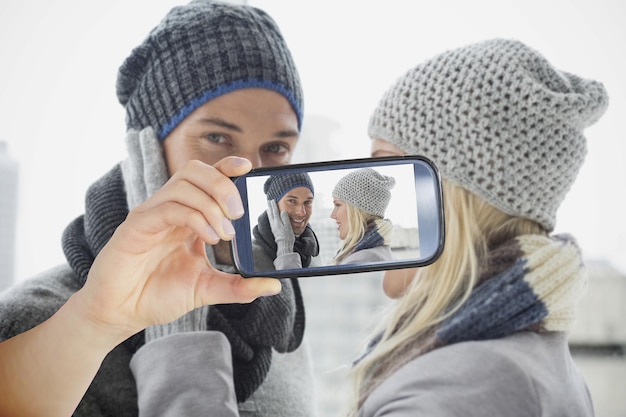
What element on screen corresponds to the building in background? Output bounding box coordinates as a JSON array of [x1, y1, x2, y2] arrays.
[[0, 141, 18, 291]]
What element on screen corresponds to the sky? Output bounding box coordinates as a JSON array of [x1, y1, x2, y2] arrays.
[[0, 0, 625, 282]]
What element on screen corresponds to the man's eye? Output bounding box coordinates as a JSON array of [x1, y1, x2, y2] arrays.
[[264, 142, 290, 155], [203, 133, 227, 144]]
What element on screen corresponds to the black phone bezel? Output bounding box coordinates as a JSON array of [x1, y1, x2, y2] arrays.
[[230, 155, 445, 278]]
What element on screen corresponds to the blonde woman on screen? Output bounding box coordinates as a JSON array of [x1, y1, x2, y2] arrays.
[[331, 168, 396, 265]]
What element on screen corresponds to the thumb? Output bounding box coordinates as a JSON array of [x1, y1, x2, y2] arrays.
[[196, 272, 283, 305], [213, 156, 253, 178], [236, 277, 283, 300]]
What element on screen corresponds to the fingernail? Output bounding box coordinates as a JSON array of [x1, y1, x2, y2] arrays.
[[260, 291, 279, 297], [227, 194, 244, 218], [231, 157, 249, 166], [207, 225, 219, 241], [222, 218, 235, 237], [260, 282, 282, 297]]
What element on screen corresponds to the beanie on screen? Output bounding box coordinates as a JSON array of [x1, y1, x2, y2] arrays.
[[116, 0, 303, 141], [264, 172, 315, 202], [368, 38, 609, 231], [332, 168, 396, 218]]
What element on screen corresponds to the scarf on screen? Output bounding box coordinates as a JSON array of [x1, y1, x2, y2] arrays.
[[61, 129, 305, 402], [335, 218, 392, 264], [253, 210, 320, 268], [353, 219, 392, 253], [356, 233, 587, 405]]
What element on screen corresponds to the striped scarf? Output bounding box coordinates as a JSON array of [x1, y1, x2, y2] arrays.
[[358, 233, 587, 402]]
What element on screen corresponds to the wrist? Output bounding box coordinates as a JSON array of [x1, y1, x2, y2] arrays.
[[62, 291, 137, 352]]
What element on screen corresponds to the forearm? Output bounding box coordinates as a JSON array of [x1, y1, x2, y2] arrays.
[[0, 292, 131, 417]]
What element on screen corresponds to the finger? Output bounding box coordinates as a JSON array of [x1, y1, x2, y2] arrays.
[[195, 270, 282, 305], [138, 178, 237, 241], [280, 210, 291, 229], [231, 276, 283, 302], [268, 199, 279, 221], [212, 156, 253, 178], [119, 200, 226, 253], [145, 160, 247, 220]]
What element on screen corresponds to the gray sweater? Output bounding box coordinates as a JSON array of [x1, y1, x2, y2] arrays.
[[359, 331, 594, 417], [339, 245, 394, 265], [126, 327, 592, 416]]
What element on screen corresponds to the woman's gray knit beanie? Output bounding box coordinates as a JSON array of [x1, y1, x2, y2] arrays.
[[333, 168, 396, 218], [368, 38, 609, 231]]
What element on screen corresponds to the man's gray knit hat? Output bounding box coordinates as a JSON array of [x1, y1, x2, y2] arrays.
[[333, 168, 396, 218], [368, 38, 608, 231], [264, 172, 315, 202], [116, 0, 303, 141]]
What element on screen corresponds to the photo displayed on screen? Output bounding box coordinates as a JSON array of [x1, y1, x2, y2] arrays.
[[245, 164, 420, 271]]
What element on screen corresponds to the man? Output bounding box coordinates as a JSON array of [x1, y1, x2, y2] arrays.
[[252, 172, 323, 271], [0, 1, 316, 416]]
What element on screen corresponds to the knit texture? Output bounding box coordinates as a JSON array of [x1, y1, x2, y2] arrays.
[[368, 38, 609, 231], [120, 127, 168, 210], [353, 219, 393, 253], [263, 172, 315, 202], [437, 234, 586, 343], [333, 168, 396, 217], [116, 0, 303, 140]]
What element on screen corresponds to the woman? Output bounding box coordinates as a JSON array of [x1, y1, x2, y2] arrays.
[[351, 38, 608, 416], [331, 168, 396, 265]]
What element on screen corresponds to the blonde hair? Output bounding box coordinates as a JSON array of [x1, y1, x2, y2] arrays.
[[346, 179, 546, 414], [333, 204, 392, 264]]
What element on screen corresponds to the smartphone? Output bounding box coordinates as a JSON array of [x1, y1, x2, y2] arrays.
[[230, 155, 444, 278]]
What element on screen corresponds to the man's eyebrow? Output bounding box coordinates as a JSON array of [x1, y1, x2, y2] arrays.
[[275, 128, 299, 139], [197, 117, 298, 139], [197, 117, 242, 132], [284, 194, 314, 200]]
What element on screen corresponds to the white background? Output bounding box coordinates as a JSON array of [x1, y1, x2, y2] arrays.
[[0, 0, 624, 281]]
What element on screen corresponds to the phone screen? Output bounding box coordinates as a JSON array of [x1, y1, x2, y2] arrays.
[[231, 156, 444, 278]]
